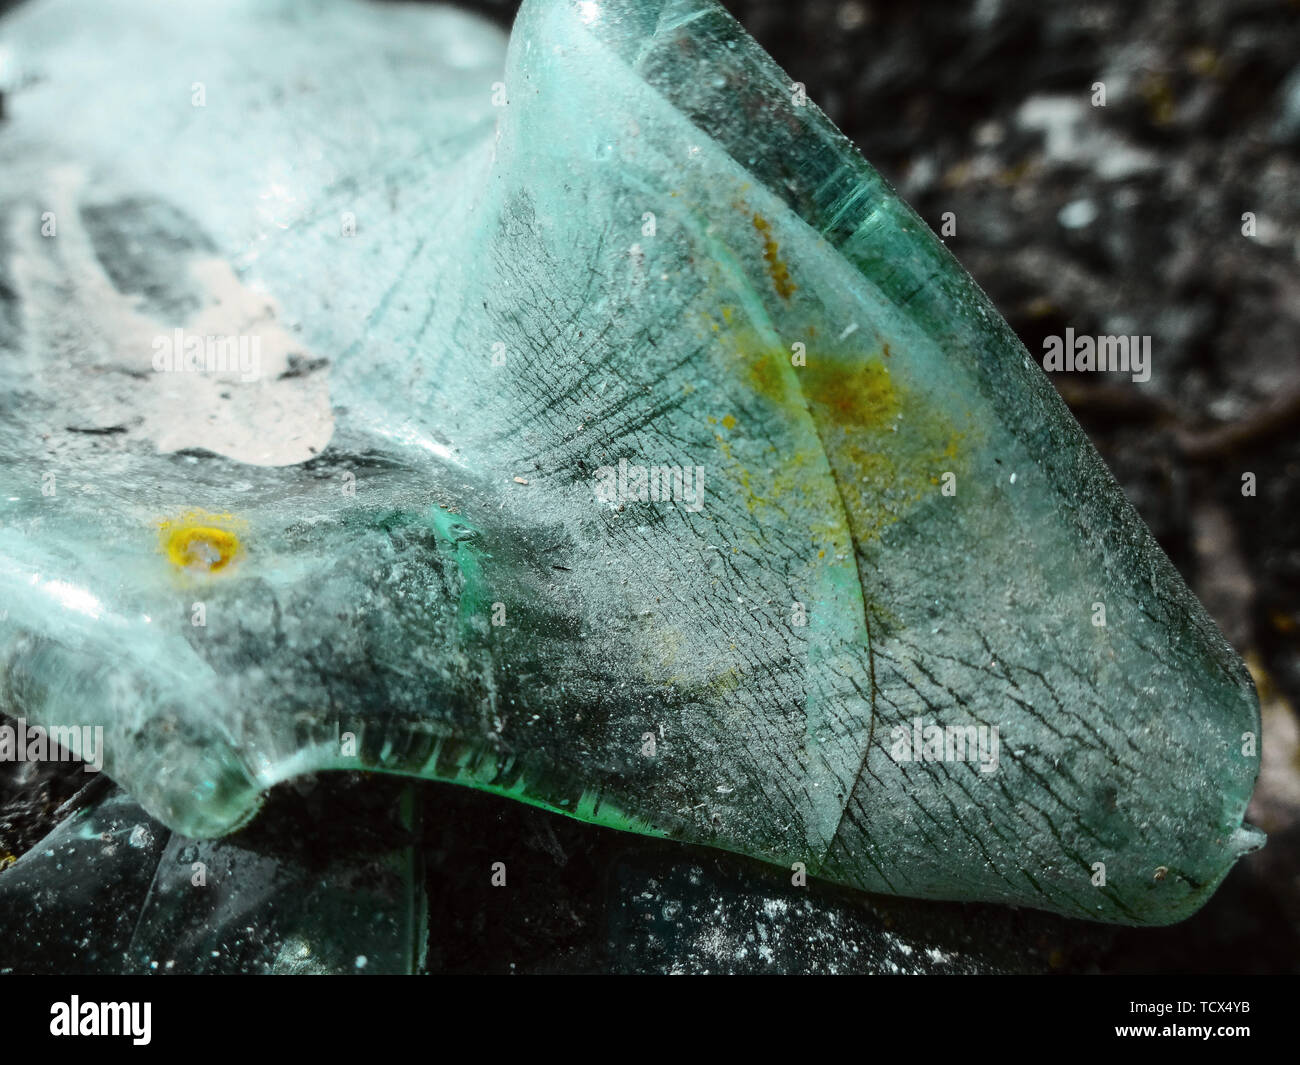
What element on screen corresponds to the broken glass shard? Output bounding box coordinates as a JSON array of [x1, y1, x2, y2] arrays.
[[0, 0, 1262, 926]]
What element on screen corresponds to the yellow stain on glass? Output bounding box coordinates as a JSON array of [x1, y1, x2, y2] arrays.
[[752, 214, 796, 300], [158, 510, 245, 574], [715, 323, 968, 543]]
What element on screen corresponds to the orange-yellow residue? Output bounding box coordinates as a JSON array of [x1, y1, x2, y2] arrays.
[[158, 509, 245, 574], [752, 214, 796, 300]]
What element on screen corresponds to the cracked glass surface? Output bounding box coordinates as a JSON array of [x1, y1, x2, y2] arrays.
[[0, 0, 1262, 930]]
